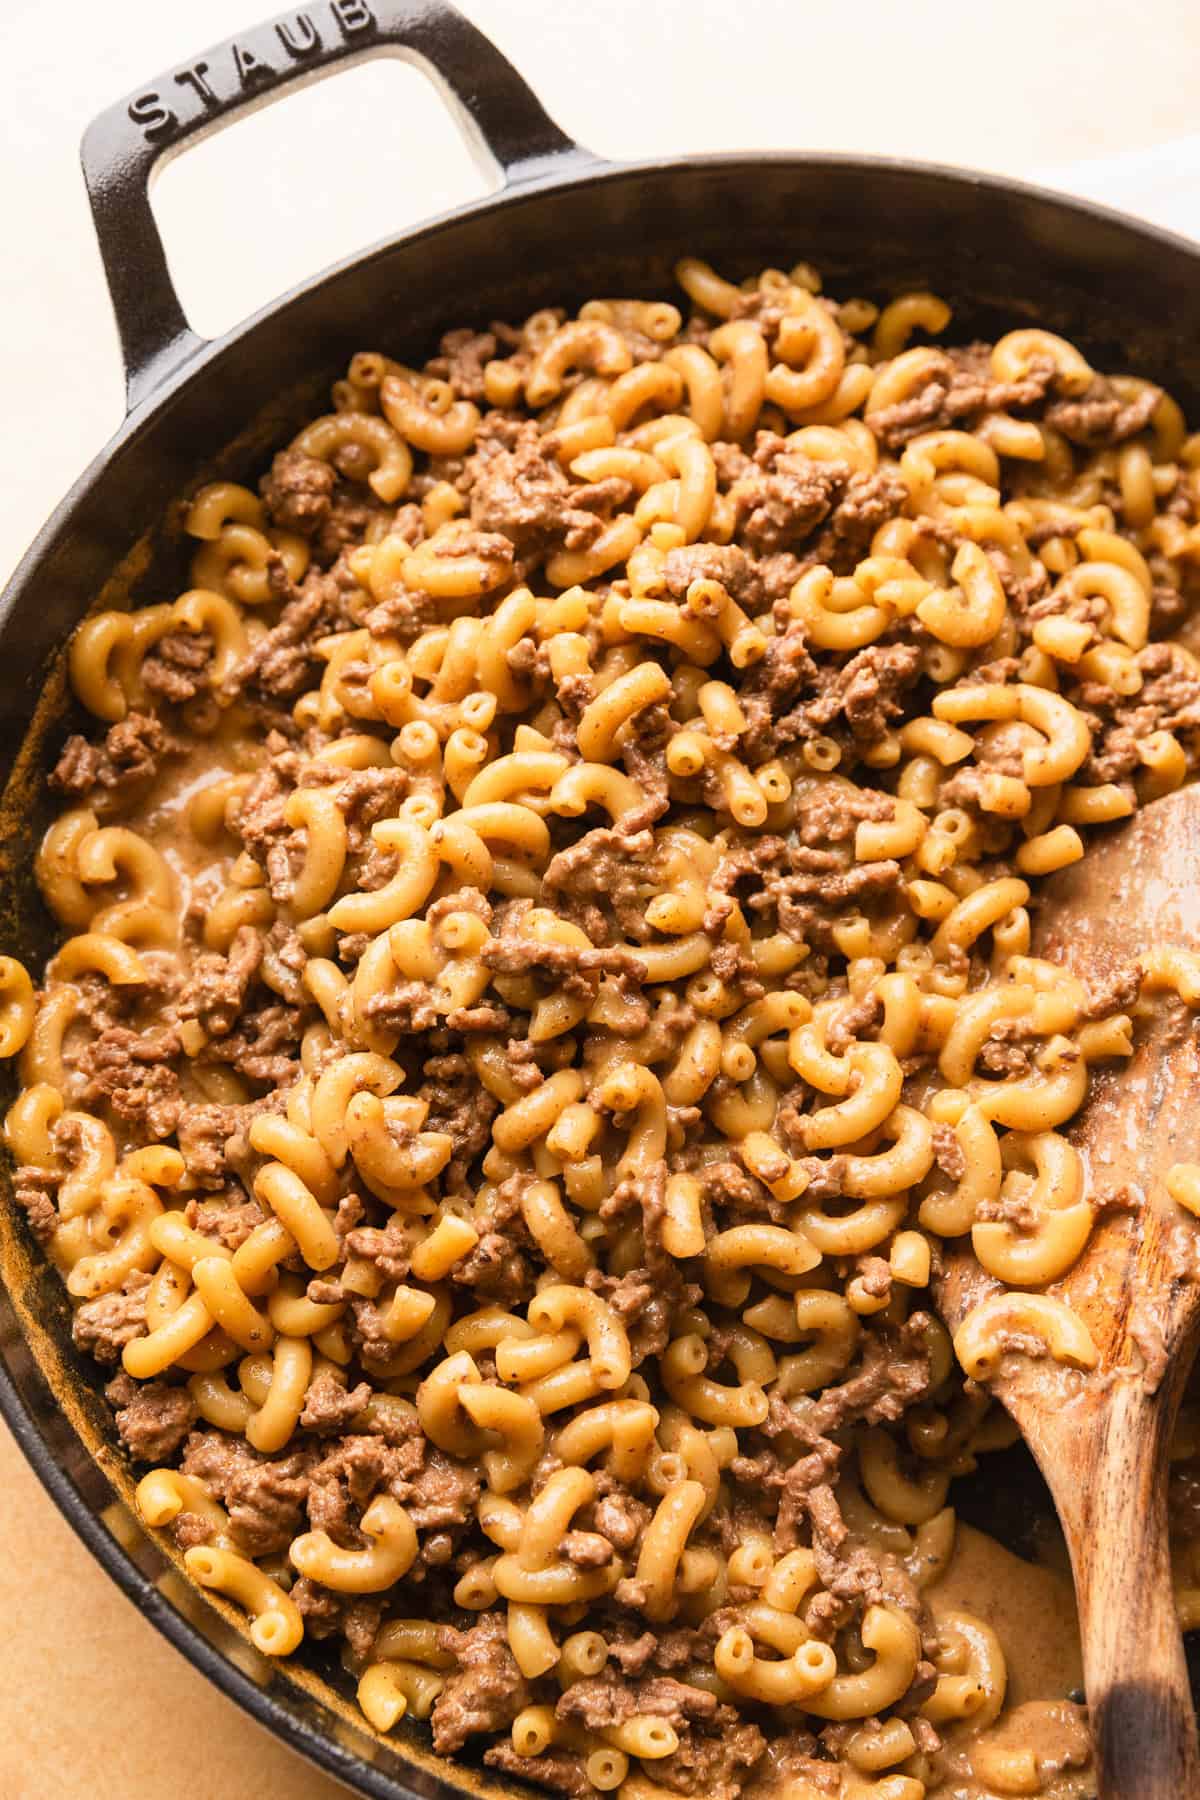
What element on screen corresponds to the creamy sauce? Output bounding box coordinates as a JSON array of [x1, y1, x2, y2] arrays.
[[930, 1525, 1081, 1706], [128, 722, 266, 903], [928, 1526, 1093, 1798]]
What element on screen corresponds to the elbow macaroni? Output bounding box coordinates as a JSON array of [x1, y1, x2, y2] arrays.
[[11, 254, 1184, 1798]]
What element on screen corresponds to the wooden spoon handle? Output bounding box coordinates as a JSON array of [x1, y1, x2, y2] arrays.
[[1056, 1376, 1199, 1798]]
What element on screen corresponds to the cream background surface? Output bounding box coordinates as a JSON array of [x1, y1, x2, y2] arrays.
[[2, 0, 1199, 1792]]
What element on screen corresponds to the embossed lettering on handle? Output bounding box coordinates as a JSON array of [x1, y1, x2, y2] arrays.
[[125, 1, 378, 149], [80, 0, 591, 411]]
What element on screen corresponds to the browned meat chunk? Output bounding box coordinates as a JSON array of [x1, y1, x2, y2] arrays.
[[180, 1431, 311, 1557], [261, 449, 336, 537], [77, 1025, 182, 1138], [432, 1612, 531, 1753], [71, 1271, 151, 1365], [50, 711, 177, 807], [106, 1373, 196, 1462]]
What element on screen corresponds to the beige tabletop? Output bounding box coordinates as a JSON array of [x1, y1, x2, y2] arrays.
[[3, 0, 1200, 1793]]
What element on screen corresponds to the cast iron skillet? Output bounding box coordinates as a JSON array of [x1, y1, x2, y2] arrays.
[[4, 2, 1200, 1794]]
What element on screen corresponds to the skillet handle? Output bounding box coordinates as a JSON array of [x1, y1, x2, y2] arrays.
[[79, 0, 594, 412]]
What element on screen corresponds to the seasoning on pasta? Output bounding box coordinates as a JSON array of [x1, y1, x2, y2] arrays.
[[8, 255, 1200, 1800]]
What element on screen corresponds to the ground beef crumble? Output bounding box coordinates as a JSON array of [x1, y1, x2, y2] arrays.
[[261, 448, 336, 537], [50, 711, 178, 807], [432, 1613, 531, 1754], [106, 1372, 196, 1461], [71, 1271, 151, 1364]]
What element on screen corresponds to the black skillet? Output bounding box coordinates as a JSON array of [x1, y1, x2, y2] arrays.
[[3, 3, 1200, 1794]]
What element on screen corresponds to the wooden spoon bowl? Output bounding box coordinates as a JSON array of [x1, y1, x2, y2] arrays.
[[934, 784, 1200, 1798]]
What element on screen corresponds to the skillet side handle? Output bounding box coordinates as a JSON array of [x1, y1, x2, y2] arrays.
[[79, 0, 595, 413]]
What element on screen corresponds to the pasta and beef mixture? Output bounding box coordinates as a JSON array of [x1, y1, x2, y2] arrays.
[[6, 256, 1200, 1799]]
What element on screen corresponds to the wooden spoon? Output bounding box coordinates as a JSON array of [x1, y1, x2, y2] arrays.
[[933, 784, 1200, 1799]]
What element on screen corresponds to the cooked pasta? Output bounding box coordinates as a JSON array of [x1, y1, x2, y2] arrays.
[[10, 253, 1200, 1800]]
